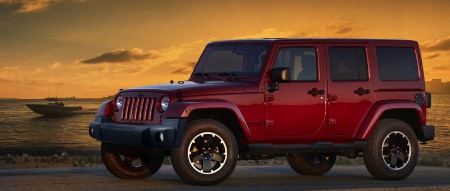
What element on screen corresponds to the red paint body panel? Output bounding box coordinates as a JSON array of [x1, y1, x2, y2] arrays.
[[111, 38, 430, 145], [165, 100, 254, 141], [354, 101, 424, 139], [324, 43, 374, 135], [264, 43, 327, 137]]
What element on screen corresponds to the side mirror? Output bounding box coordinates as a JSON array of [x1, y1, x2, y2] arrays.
[[268, 67, 290, 93], [271, 67, 290, 82]]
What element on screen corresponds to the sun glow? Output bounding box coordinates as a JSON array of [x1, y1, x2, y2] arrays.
[[0, 0, 449, 98]]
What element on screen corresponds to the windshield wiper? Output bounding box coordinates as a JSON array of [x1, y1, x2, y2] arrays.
[[193, 72, 209, 80], [218, 72, 238, 81]]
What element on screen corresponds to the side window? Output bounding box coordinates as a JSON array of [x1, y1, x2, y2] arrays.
[[329, 47, 368, 81], [274, 47, 317, 81], [376, 47, 419, 81]]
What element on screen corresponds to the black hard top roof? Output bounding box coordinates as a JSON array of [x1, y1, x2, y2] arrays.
[[208, 38, 417, 45]]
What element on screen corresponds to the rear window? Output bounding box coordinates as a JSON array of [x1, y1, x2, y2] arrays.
[[376, 47, 419, 81], [329, 47, 368, 81]]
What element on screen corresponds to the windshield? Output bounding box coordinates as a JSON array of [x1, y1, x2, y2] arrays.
[[192, 44, 271, 79]]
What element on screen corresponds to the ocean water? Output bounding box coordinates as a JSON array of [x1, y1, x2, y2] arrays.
[[0, 96, 448, 156], [0, 99, 103, 156], [421, 95, 450, 157]]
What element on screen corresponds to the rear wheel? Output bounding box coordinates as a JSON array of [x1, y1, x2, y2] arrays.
[[170, 119, 238, 185], [287, 153, 337, 175], [101, 143, 164, 179], [363, 119, 418, 180]]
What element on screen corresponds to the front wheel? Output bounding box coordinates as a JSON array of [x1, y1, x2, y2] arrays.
[[287, 153, 337, 175], [363, 119, 419, 180], [170, 119, 238, 185], [101, 143, 164, 179]]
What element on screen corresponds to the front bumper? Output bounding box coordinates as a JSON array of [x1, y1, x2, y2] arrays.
[[89, 116, 186, 148]]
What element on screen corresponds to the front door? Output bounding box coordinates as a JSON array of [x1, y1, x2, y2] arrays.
[[325, 44, 374, 135], [265, 44, 327, 137]]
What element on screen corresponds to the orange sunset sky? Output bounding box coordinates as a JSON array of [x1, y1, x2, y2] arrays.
[[0, 0, 449, 99]]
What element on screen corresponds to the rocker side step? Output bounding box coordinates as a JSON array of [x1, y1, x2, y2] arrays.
[[245, 141, 366, 155]]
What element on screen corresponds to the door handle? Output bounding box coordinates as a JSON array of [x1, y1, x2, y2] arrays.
[[354, 87, 370, 96], [308, 88, 325, 96]]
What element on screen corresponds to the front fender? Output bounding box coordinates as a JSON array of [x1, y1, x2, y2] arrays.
[[96, 100, 113, 116], [354, 101, 424, 140], [165, 101, 252, 141]]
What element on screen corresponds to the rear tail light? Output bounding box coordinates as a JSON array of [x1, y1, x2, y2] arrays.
[[417, 92, 428, 125], [425, 92, 432, 108]]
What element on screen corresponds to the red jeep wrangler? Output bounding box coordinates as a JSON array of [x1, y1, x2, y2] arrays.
[[89, 38, 435, 185]]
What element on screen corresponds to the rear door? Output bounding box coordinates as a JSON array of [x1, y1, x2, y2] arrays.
[[325, 44, 374, 135], [265, 43, 327, 137]]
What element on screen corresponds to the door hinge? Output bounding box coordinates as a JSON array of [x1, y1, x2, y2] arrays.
[[265, 94, 274, 102], [265, 120, 274, 127], [328, 119, 337, 127], [328, 94, 337, 101]]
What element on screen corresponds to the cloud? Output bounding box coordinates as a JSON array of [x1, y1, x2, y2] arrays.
[[77, 40, 205, 83], [81, 48, 160, 64], [49, 62, 61, 69], [0, 0, 85, 14], [170, 62, 196, 75], [0, 0, 62, 13], [432, 66, 449, 71], [422, 36, 450, 51], [235, 28, 298, 39], [31, 68, 44, 74], [0, 66, 44, 85], [321, 20, 354, 36], [0, 64, 117, 98], [234, 20, 356, 39], [424, 53, 441, 60]]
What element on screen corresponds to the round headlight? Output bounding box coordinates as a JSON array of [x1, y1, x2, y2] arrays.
[[159, 96, 170, 112], [116, 96, 124, 110]]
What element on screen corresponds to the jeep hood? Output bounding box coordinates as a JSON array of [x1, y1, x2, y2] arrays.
[[122, 81, 258, 97]]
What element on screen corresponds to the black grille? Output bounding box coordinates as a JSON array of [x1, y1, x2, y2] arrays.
[[120, 97, 155, 122]]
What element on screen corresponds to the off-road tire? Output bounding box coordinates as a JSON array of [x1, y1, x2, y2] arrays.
[[101, 143, 164, 179], [170, 119, 238, 185], [363, 119, 419, 180], [287, 153, 337, 175]]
